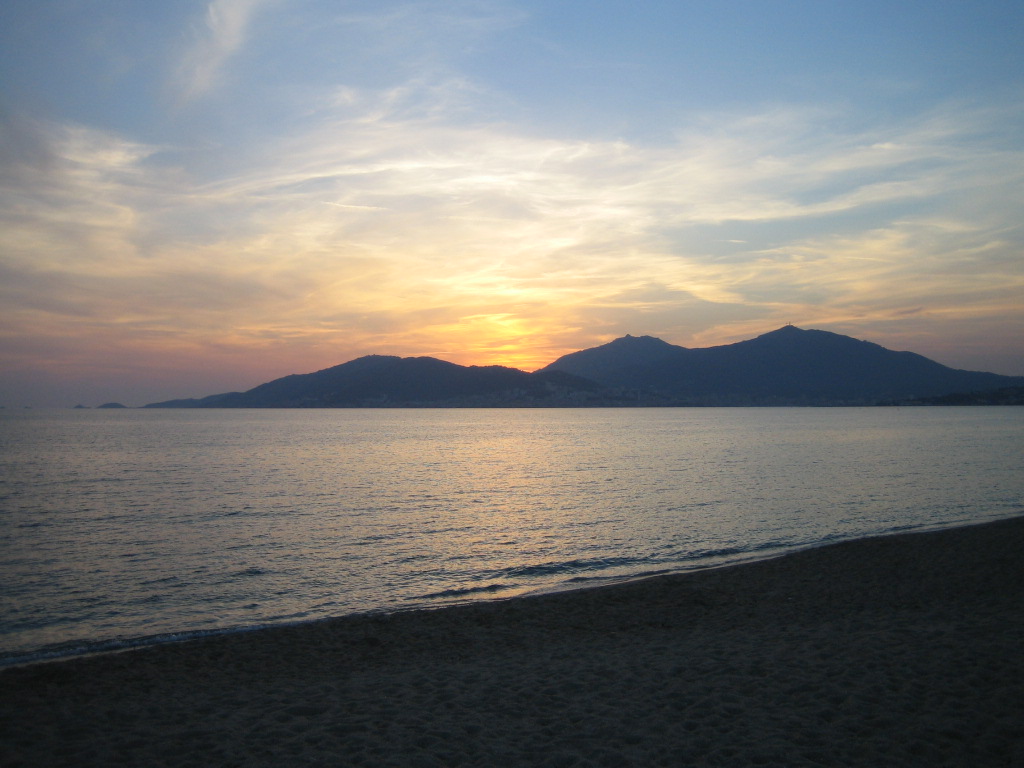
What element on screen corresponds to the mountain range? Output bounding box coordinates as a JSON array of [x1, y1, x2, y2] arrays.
[[144, 326, 1024, 408]]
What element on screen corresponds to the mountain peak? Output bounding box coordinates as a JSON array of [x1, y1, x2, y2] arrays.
[[758, 324, 804, 337], [144, 326, 1024, 408], [543, 325, 1024, 404], [539, 334, 688, 383], [608, 334, 679, 348]]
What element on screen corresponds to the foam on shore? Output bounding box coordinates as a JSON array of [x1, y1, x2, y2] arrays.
[[3, 515, 1023, 767]]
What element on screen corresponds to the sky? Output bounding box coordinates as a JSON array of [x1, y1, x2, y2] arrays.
[[1, 0, 1023, 407]]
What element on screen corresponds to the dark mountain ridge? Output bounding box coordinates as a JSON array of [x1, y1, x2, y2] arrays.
[[540, 325, 1023, 404], [146, 355, 598, 408], [145, 326, 1024, 407]]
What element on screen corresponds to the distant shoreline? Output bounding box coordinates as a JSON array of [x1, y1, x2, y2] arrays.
[[126, 327, 1024, 410], [68, 397, 1024, 409]]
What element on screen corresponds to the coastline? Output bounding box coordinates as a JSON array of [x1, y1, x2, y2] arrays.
[[3, 516, 1023, 767]]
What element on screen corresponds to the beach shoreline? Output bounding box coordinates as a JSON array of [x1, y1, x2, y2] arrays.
[[3, 515, 1023, 767]]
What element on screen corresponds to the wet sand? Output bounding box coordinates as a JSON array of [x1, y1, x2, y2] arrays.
[[3, 516, 1023, 767]]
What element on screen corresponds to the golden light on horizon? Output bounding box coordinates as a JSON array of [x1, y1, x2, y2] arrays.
[[2, 2, 1023, 407]]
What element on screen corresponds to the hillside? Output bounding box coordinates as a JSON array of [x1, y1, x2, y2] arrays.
[[145, 326, 1024, 407], [145, 355, 599, 408], [540, 325, 1024, 405]]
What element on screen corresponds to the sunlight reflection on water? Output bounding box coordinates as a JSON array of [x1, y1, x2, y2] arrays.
[[1, 406, 1022, 662]]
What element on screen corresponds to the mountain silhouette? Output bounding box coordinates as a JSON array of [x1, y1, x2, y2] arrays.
[[540, 325, 1024, 405], [144, 326, 1024, 407], [145, 355, 598, 408], [539, 334, 688, 383]]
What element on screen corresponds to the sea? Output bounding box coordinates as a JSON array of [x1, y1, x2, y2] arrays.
[[1, 406, 1022, 667]]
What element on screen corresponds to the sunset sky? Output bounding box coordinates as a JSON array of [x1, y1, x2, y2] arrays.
[[2, 1, 1023, 406]]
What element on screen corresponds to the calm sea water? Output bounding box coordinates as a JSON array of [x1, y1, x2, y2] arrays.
[[1, 407, 1022, 665]]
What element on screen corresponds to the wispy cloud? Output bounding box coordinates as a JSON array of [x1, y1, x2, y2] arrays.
[[3, 68, 1023, 399], [5, 2, 1023, 405], [172, 0, 274, 103]]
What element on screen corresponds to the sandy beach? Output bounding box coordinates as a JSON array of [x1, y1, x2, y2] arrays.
[[3, 516, 1023, 767]]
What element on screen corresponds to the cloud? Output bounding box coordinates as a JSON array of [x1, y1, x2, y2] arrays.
[[2, 78, 1022, 395], [172, 0, 274, 103]]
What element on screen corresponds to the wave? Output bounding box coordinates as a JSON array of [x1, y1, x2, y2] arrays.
[[494, 555, 651, 579], [415, 583, 516, 600], [6, 517, 1013, 670], [483, 538, 807, 583]]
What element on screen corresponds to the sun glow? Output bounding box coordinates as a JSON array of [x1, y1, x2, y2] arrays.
[[2, 2, 1023, 406]]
